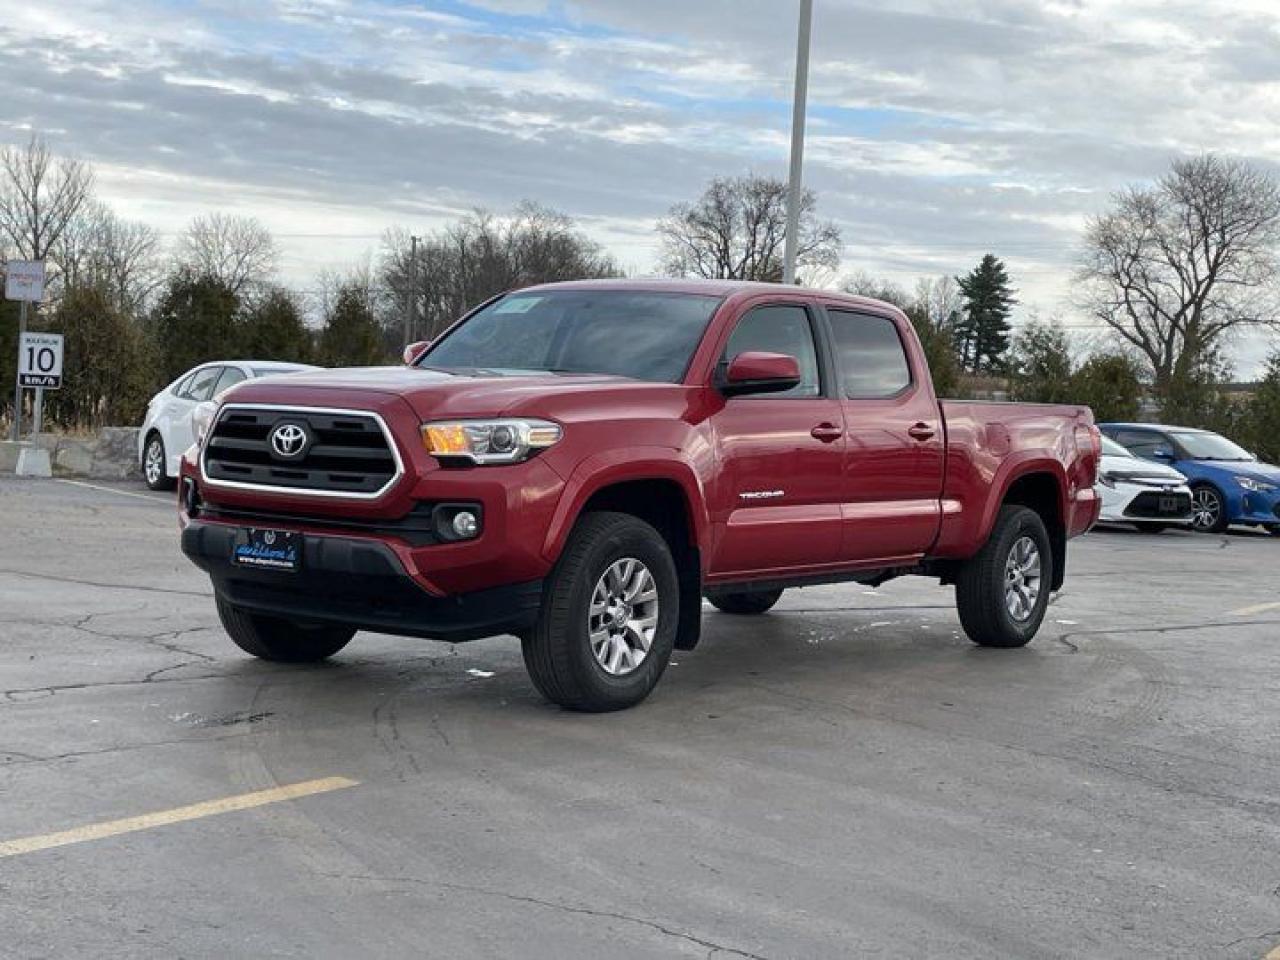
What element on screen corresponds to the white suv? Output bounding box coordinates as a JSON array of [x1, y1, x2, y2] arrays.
[[138, 361, 316, 489]]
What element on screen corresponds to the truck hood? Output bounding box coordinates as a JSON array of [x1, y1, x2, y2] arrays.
[[225, 365, 689, 422]]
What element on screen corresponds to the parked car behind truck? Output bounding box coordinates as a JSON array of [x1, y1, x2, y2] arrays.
[[178, 280, 1101, 711], [139, 360, 317, 490], [1101, 423, 1280, 535]]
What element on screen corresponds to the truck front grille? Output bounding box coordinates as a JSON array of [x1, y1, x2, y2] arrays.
[[202, 405, 401, 498]]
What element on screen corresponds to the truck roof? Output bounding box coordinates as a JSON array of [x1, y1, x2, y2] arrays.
[[521, 277, 904, 313]]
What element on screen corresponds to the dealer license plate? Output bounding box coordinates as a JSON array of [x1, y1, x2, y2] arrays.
[[232, 528, 301, 572]]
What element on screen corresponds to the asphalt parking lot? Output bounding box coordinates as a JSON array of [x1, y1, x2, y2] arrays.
[[2, 476, 1278, 959]]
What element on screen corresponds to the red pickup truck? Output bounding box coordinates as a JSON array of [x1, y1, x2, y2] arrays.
[[179, 279, 1100, 711]]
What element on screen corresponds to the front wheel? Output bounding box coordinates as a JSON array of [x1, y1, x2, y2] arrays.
[[216, 594, 355, 662], [143, 433, 174, 491], [1190, 484, 1229, 533], [706, 589, 784, 615], [521, 511, 678, 712], [956, 505, 1053, 648]]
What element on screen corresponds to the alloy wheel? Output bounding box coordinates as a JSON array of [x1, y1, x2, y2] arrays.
[[588, 557, 660, 676], [1191, 487, 1221, 532], [145, 439, 164, 486], [1004, 535, 1042, 623]]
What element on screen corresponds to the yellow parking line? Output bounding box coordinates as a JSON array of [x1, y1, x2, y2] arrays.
[[1263, 945, 1280, 960], [0, 777, 358, 859], [1228, 601, 1280, 617]]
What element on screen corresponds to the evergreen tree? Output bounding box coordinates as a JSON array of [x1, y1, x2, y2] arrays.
[[149, 270, 240, 380], [239, 286, 312, 363], [1008, 319, 1074, 403], [317, 282, 385, 367], [1071, 353, 1143, 423], [955, 254, 1016, 373], [45, 283, 154, 428], [1240, 352, 1280, 466]]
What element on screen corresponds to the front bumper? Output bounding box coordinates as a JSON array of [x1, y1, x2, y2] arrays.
[[182, 520, 543, 642], [1225, 486, 1280, 527], [1098, 482, 1193, 524]]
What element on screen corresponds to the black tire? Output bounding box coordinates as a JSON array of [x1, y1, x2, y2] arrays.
[[216, 593, 355, 662], [1189, 483, 1229, 534], [143, 432, 174, 491], [521, 511, 678, 712], [956, 505, 1053, 648], [706, 589, 784, 615], [1269, 526, 1280, 538]]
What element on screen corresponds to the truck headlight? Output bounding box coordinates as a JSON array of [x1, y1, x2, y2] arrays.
[[421, 418, 562, 465], [1234, 475, 1277, 493]]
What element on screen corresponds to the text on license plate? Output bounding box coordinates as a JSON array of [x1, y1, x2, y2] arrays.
[[233, 528, 301, 572]]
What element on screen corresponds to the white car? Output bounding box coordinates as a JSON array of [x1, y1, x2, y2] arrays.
[[138, 360, 316, 489], [1096, 435, 1193, 531]]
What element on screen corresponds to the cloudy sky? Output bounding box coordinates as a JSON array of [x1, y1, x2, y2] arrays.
[[3, 0, 1279, 371]]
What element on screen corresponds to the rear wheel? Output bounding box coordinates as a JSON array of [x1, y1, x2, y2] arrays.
[[706, 589, 784, 615], [143, 433, 174, 491], [1269, 526, 1280, 538], [216, 593, 355, 662], [956, 505, 1053, 648], [1190, 484, 1228, 533], [522, 511, 677, 712]]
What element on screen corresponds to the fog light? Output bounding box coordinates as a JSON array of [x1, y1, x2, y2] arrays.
[[452, 510, 479, 539]]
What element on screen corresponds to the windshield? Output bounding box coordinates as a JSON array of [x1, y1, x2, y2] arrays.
[[1171, 431, 1253, 461], [1101, 437, 1133, 458], [421, 290, 722, 383]]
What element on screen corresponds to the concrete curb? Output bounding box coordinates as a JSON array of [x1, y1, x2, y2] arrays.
[[1, 428, 141, 480]]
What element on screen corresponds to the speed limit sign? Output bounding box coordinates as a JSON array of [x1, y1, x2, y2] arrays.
[[18, 332, 63, 389]]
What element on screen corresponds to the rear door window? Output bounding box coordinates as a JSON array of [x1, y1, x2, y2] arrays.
[[213, 367, 247, 395], [826, 310, 912, 398], [178, 366, 223, 402]]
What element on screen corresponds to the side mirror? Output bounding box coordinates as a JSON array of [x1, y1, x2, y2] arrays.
[[403, 340, 431, 365], [721, 351, 802, 397]]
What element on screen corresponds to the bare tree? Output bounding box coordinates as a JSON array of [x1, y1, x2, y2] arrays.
[[56, 201, 163, 311], [913, 275, 964, 334], [177, 212, 279, 295], [380, 203, 618, 342], [657, 174, 841, 283], [0, 133, 94, 271], [1079, 154, 1280, 396]]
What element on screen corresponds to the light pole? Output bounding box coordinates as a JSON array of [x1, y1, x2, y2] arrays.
[[782, 0, 813, 286], [405, 234, 420, 346]]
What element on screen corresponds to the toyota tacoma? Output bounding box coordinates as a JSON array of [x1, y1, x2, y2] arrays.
[[179, 279, 1101, 711]]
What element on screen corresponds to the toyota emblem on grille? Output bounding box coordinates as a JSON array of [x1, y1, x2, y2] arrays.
[[270, 422, 309, 458]]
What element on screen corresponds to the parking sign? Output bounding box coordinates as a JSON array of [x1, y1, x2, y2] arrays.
[[18, 332, 63, 389]]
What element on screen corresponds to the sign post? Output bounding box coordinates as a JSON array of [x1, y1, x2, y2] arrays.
[[6, 260, 46, 440]]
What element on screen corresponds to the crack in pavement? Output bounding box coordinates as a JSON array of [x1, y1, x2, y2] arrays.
[[325, 873, 772, 959], [0, 730, 256, 767], [0, 568, 212, 598]]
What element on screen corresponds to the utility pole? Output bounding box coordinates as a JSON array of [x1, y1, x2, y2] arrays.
[[405, 234, 420, 346], [782, 0, 813, 286]]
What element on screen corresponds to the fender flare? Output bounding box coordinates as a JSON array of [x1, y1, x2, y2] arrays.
[[541, 447, 710, 563], [977, 453, 1071, 544]]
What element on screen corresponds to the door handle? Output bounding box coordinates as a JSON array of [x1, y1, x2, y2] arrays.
[[810, 423, 843, 443], [907, 422, 936, 441]]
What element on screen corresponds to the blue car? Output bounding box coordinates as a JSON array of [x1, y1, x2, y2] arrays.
[[1100, 424, 1280, 535]]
